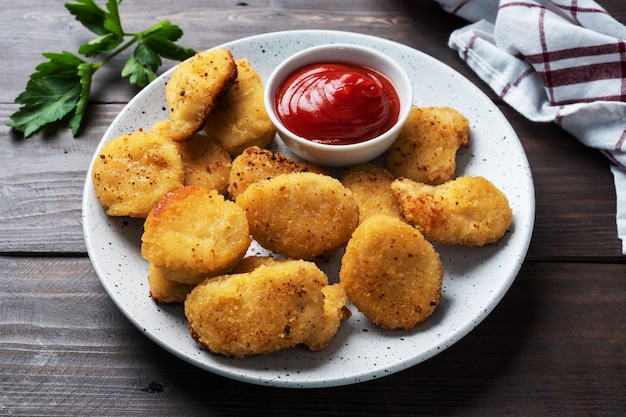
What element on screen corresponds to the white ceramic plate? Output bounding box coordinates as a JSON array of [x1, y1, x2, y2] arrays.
[[82, 30, 535, 388]]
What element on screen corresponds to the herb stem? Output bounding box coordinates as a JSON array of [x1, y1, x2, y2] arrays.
[[95, 35, 139, 69]]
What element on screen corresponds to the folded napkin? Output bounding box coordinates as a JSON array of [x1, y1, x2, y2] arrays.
[[435, 0, 626, 254]]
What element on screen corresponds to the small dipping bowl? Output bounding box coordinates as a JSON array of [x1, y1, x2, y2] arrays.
[[264, 44, 413, 167]]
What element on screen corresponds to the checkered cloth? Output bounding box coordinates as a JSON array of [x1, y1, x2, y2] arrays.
[[436, 0, 626, 254]]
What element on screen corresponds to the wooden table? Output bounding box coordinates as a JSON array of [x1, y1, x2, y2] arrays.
[[1, 1, 625, 415]]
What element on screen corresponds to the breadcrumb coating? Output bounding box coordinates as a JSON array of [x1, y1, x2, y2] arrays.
[[166, 48, 237, 142], [203, 59, 276, 156], [141, 186, 250, 284], [392, 175, 513, 246], [340, 215, 443, 330], [184, 260, 329, 357], [91, 129, 184, 218], [236, 172, 359, 260], [387, 106, 470, 185]]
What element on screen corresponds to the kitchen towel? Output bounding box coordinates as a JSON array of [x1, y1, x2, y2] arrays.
[[435, 0, 626, 254]]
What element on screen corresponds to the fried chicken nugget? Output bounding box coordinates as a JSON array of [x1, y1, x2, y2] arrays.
[[303, 283, 351, 351], [341, 163, 404, 224], [236, 172, 359, 260], [203, 59, 276, 156], [147, 263, 195, 304], [339, 215, 444, 330], [387, 106, 470, 185], [230, 255, 286, 273], [228, 146, 326, 200], [166, 48, 237, 142], [392, 175, 513, 246], [151, 120, 232, 194], [142, 186, 251, 284], [184, 259, 329, 357], [91, 130, 184, 217]]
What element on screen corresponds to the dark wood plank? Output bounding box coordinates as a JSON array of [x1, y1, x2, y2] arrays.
[[1, 257, 624, 416], [0, 104, 121, 254]]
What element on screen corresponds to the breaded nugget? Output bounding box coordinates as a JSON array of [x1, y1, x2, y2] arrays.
[[142, 186, 251, 284], [230, 255, 286, 273], [177, 133, 232, 194], [340, 215, 444, 330], [387, 106, 470, 185], [91, 130, 184, 217], [236, 172, 359, 260], [184, 259, 328, 357], [341, 163, 404, 224], [303, 283, 351, 351], [203, 59, 276, 156], [228, 146, 326, 200], [392, 175, 513, 246], [166, 48, 237, 142], [151, 120, 232, 194], [147, 263, 195, 304]]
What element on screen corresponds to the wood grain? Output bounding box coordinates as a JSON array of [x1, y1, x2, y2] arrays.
[[1, 257, 624, 416], [1, 1, 625, 416]]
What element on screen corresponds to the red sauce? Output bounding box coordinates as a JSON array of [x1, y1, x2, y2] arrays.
[[274, 62, 400, 145]]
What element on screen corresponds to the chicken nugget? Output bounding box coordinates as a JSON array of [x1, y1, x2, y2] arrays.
[[142, 186, 251, 284], [91, 130, 184, 217], [151, 120, 232, 194], [147, 263, 195, 304], [177, 133, 232, 194], [236, 172, 359, 260], [230, 255, 286, 273], [303, 283, 351, 351], [184, 259, 328, 357], [203, 59, 276, 156], [341, 163, 404, 224], [166, 48, 237, 142], [228, 146, 326, 200], [392, 175, 513, 246], [387, 106, 470, 185], [340, 215, 443, 330]]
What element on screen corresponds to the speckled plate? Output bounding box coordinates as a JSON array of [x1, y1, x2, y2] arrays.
[[82, 30, 535, 388]]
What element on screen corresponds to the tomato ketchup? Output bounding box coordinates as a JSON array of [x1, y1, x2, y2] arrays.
[[274, 62, 400, 145]]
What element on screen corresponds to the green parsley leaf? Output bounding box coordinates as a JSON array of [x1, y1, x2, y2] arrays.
[[143, 21, 196, 61], [78, 32, 124, 57], [103, 0, 123, 36], [9, 0, 195, 138], [122, 43, 160, 88], [70, 62, 97, 135], [8, 52, 90, 137], [65, 0, 108, 36], [120, 20, 196, 88]]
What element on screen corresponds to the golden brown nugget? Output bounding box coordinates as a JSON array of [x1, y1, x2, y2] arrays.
[[236, 172, 359, 260], [184, 260, 328, 357], [228, 146, 326, 200], [91, 130, 184, 217], [340, 215, 443, 330], [230, 255, 286, 273], [387, 106, 470, 185], [303, 283, 351, 351], [166, 48, 237, 142], [147, 263, 195, 304], [151, 120, 232, 194], [203, 59, 276, 156], [392, 175, 513, 246], [177, 132, 232, 194], [341, 163, 404, 224], [142, 186, 251, 284]]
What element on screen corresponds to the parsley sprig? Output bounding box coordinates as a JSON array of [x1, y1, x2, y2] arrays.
[[8, 0, 196, 138]]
